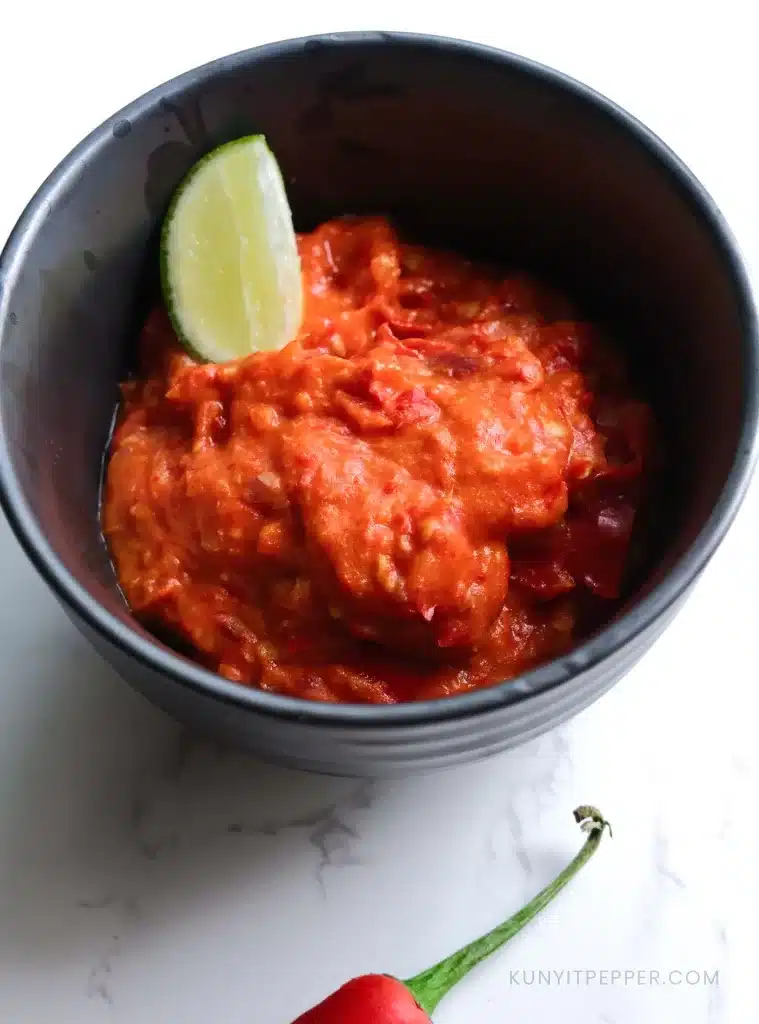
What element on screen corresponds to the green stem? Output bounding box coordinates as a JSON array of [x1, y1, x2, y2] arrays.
[[404, 805, 611, 1016]]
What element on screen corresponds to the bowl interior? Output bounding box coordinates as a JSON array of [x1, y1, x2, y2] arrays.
[[0, 35, 753, 693]]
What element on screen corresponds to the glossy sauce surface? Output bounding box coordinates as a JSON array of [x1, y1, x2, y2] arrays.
[[103, 218, 653, 703]]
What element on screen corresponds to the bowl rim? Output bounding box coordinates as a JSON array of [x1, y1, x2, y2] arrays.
[[1, 30, 758, 727]]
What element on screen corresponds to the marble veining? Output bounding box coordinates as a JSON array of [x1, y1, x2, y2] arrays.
[[0, 500, 751, 1021]]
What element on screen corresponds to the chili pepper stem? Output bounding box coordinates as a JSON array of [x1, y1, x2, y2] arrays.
[[404, 805, 611, 1016]]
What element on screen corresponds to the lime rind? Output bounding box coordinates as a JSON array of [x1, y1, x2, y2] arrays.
[[160, 135, 303, 363]]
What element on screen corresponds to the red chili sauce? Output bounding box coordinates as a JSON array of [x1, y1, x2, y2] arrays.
[[103, 217, 654, 703]]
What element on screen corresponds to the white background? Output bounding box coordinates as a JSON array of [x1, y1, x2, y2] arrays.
[[1, 3, 757, 1022]]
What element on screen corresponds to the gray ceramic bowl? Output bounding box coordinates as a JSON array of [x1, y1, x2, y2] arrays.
[[1, 33, 757, 776]]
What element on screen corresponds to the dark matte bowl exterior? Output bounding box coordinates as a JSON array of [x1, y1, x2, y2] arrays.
[[1, 34, 757, 776]]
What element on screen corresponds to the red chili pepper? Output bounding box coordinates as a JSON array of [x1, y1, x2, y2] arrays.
[[292, 805, 611, 1023]]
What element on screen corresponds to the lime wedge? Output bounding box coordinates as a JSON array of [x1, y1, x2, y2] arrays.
[[161, 135, 303, 362]]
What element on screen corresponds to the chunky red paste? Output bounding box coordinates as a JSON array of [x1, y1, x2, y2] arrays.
[[103, 217, 653, 703]]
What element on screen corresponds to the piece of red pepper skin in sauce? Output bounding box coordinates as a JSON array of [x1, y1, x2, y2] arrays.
[[291, 805, 611, 1023]]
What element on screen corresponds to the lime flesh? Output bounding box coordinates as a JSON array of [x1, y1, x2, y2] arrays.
[[161, 135, 303, 362]]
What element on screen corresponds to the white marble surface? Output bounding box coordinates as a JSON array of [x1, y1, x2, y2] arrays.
[[1, 4, 757, 1021]]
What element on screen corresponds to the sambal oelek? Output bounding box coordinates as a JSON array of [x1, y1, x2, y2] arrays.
[[103, 217, 654, 704]]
